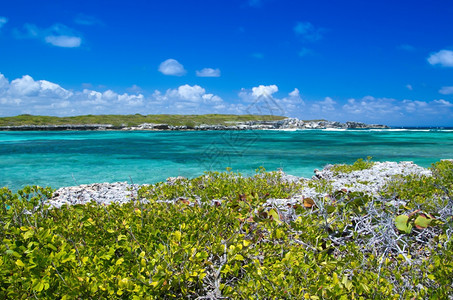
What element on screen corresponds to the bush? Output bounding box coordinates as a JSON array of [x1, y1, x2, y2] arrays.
[[0, 163, 452, 298]]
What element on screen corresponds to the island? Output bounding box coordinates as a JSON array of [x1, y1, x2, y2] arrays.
[[0, 114, 389, 131]]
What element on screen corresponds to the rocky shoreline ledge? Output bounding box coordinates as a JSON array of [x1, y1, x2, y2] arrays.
[[0, 118, 389, 131], [46, 160, 431, 209]]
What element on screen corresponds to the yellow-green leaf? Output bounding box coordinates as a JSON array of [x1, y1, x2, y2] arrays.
[[268, 209, 282, 224], [15, 259, 25, 267], [395, 215, 412, 233], [414, 214, 432, 229]]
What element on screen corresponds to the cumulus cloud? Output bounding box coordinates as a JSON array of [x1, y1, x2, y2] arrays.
[[433, 99, 453, 107], [0, 73, 146, 116], [2, 72, 452, 126], [158, 59, 186, 76], [151, 84, 225, 113], [45, 35, 81, 48], [294, 22, 324, 42], [428, 50, 453, 67], [238, 85, 305, 117], [0, 17, 8, 31], [15, 23, 82, 48], [252, 85, 278, 98], [196, 68, 221, 77], [439, 86, 453, 95], [311, 97, 337, 113], [342, 96, 398, 116]]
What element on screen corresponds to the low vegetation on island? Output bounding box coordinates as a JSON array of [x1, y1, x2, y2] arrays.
[[1, 159, 452, 298], [0, 114, 286, 128]]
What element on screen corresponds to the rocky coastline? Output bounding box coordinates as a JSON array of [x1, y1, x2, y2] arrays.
[[0, 118, 389, 131], [46, 160, 432, 209]]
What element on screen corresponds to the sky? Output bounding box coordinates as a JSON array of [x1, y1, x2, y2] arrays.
[[0, 0, 453, 126]]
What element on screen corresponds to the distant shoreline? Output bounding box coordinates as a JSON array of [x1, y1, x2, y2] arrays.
[[0, 114, 389, 131]]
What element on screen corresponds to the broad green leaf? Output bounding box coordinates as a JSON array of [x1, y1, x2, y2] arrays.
[[414, 214, 432, 229], [395, 215, 412, 233]]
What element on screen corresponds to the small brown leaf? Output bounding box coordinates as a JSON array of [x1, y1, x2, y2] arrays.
[[303, 197, 315, 208]]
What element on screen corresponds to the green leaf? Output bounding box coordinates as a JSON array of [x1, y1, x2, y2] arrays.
[[268, 209, 282, 224], [173, 230, 182, 242], [15, 259, 25, 267], [414, 214, 432, 229], [23, 230, 34, 240], [395, 215, 412, 233], [234, 254, 244, 261]]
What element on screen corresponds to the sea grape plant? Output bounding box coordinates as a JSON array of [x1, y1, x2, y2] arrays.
[[0, 160, 452, 298]]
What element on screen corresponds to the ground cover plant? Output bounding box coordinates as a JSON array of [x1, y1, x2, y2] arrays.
[[0, 114, 286, 128], [0, 160, 452, 298]]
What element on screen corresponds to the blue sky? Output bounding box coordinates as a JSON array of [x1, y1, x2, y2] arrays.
[[0, 0, 453, 126]]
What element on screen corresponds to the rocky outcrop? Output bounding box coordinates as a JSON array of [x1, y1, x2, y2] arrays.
[[45, 161, 431, 209], [126, 118, 389, 131], [47, 182, 143, 208]]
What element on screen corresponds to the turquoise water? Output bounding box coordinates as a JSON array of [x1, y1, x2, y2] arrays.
[[1, 129, 452, 191]]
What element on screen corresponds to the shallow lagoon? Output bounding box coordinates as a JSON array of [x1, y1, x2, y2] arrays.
[[1, 129, 452, 191]]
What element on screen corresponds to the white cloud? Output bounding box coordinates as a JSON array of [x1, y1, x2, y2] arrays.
[[252, 85, 278, 98], [0, 73, 8, 91], [406, 84, 413, 91], [342, 96, 398, 116], [9, 75, 41, 97], [45, 35, 81, 48], [311, 97, 337, 113], [0, 17, 8, 30], [427, 50, 453, 67], [14, 23, 82, 48], [196, 68, 221, 77], [294, 22, 324, 42], [157, 84, 222, 104], [439, 86, 453, 95], [151, 84, 225, 113], [433, 99, 453, 107], [0, 73, 147, 116], [158, 59, 186, 76], [2, 72, 452, 126], [127, 84, 142, 94], [238, 85, 305, 117], [279, 88, 305, 111]]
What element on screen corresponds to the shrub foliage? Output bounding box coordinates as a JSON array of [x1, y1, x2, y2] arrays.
[[1, 161, 452, 298]]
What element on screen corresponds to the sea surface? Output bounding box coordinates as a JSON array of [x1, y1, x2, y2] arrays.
[[1, 129, 452, 191]]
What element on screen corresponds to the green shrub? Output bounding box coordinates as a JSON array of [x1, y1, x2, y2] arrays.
[[1, 163, 452, 298], [330, 157, 375, 175]]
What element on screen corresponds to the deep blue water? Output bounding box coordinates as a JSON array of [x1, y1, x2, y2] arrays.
[[1, 129, 452, 191]]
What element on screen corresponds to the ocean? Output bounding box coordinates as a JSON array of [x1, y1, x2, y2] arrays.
[[1, 129, 452, 191]]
